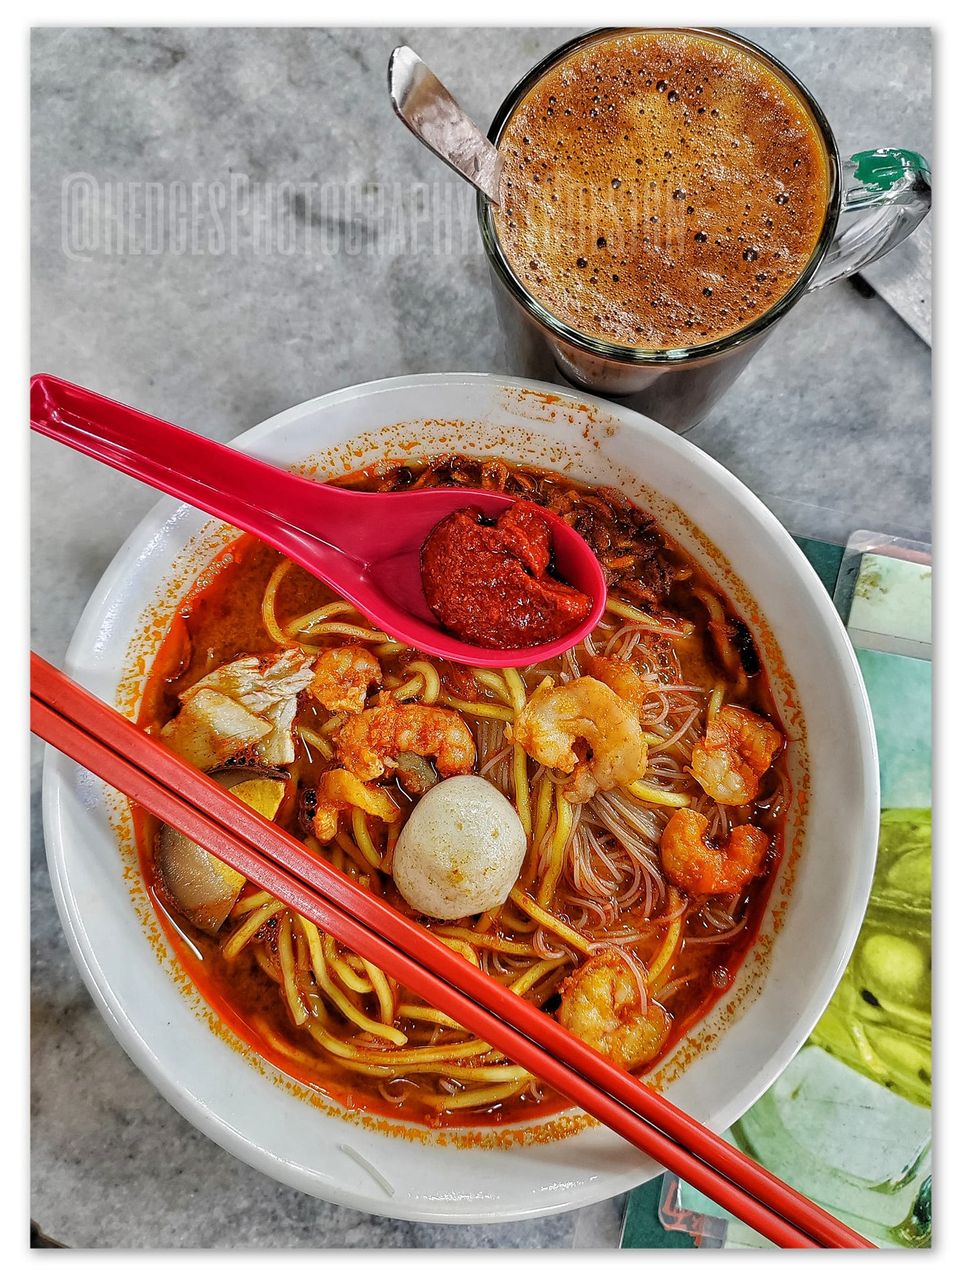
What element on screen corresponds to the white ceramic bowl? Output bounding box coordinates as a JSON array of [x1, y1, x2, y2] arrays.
[[43, 373, 879, 1223]]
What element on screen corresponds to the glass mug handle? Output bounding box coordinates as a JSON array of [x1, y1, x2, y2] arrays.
[[809, 148, 931, 290]]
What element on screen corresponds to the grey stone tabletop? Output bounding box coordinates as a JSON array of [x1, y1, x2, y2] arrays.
[[30, 27, 931, 1249]]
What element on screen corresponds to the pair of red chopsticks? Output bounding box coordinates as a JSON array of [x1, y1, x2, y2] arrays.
[[31, 651, 873, 1249]]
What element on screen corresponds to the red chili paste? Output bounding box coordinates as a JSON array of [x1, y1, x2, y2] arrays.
[[420, 500, 593, 647]]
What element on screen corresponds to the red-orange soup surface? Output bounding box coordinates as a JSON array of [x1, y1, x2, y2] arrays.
[[135, 456, 789, 1127]]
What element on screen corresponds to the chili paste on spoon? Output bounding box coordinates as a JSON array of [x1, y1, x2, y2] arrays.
[[421, 500, 593, 647]]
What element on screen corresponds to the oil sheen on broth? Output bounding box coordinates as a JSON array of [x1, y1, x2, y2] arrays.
[[492, 29, 829, 349], [135, 457, 790, 1128]]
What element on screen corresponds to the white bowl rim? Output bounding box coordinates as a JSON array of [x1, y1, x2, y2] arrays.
[[42, 370, 880, 1223]]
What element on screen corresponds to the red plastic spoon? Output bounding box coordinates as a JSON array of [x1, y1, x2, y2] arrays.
[[31, 375, 607, 667]]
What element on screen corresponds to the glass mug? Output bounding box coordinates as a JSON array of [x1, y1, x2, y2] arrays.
[[477, 28, 931, 432]]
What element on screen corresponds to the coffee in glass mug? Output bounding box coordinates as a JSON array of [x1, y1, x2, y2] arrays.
[[478, 28, 931, 430], [493, 29, 829, 349]]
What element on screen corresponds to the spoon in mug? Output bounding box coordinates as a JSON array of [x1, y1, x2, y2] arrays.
[[30, 375, 606, 667], [388, 46, 504, 204]]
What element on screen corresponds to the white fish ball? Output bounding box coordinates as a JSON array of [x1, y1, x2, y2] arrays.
[[392, 775, 527, 920]]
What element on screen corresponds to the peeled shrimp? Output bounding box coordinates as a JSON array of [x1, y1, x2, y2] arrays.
[[335, 692, 476, 782], [690, 705, 783, 806], [509, 676, 648, 804], [660, 808, 770, 895], [583, 654, 650, 708], [559, 950, 671, 1070], [311, 767, 400, 842], [308, 645, 382, 713]]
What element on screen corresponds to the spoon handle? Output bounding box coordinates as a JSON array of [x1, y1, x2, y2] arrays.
[[388, 46, 503, 204], [30, 374, 356, 572]]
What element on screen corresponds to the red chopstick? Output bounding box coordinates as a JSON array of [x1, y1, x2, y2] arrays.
[[31, 653, 873, 1249]]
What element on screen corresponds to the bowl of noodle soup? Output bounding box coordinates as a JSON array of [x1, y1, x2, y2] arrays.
[[43, 372, 878, 1221]]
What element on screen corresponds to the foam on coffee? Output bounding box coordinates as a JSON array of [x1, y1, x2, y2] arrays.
[[492, 30, 830, 350]]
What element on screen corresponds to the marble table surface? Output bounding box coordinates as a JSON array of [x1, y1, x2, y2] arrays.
[[30, 26, 931, 1248]]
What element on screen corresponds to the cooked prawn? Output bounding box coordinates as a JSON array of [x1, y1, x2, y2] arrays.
[[308, 645, 382, 713], [660, 808, 770, 895], [310, 767, 400, 842], [690, 705, 783, 806], [509, 676, 648, 804], [559, 950, 671, 1070], [583, 654, 651, 708], [335, 693, 476, 782]]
